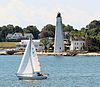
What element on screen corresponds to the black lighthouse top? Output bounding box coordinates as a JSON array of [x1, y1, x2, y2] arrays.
[[57, 12, 61, 17]]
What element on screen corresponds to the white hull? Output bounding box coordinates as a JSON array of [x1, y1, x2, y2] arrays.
[[17, 74, 47, 80]]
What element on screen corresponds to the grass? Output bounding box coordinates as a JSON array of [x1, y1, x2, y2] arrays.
[[0, 42, 16, 48]]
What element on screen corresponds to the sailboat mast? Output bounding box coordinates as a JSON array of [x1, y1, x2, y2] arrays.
[[29, 36, 34, 73]]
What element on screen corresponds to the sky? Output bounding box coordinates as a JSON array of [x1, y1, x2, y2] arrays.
[[0, 0, 100, 30]]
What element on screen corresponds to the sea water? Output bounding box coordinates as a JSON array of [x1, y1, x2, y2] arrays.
[[0, 55, 100, 87]]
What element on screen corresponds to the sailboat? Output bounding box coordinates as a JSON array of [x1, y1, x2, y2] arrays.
[[17, 37, 48, 80]]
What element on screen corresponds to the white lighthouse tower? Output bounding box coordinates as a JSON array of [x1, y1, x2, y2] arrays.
[[54, 12, 65, 53]]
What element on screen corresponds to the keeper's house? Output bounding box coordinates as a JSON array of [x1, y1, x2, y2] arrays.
[[70, 36, 85, 51]]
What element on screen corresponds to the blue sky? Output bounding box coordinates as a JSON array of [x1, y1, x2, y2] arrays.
[[0, 0, 100, 30]]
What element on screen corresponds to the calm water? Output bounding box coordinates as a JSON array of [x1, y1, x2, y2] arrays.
[[0, 55, 100, 87]]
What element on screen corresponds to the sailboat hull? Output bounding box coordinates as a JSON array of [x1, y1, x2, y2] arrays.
[[17, 74, 47, 80]]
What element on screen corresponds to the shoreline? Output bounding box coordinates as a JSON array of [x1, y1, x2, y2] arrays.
[[0, 49, 100, 56], [77, 52, 100, 56], [14, 51, 100, 56]]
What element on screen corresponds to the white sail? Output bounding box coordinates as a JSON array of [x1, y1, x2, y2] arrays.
[[17, 37, 40, 76], [30, 38, 41, 72]]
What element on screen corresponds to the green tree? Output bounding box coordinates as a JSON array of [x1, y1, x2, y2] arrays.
[[70, 31, 85, 37], [0, 26, 9, 41], [40, 24, 55, 38], [23, 25, 40, 39], [40, 37, 50, 52], [6, 24, 15, 34], [86, 20, 100, 29], [15, 26, 23, 34], [63, 24, 74, 32]]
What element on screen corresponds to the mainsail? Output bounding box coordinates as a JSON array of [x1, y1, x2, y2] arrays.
[[17, 37, 40, 76]]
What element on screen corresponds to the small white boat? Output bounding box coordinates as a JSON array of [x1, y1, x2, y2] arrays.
[[17, 36, 48, 80]]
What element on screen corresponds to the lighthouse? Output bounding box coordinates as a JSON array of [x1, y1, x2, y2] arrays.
[[54, 12, 65, 53]]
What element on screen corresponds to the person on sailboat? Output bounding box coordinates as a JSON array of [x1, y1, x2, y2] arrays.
[[37, 72, 43, 76]]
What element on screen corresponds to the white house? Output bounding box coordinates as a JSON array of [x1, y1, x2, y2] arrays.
[[23, 33, 34, 39], [16, 39, 44, 51], [11, 33, 23, 39], [6, 33, 34, 40], [6, 33, 23, 40], [70, 36, 85, 51], [6, 34, 13, 39]]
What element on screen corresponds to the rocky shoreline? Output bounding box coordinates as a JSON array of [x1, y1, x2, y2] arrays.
[[0, 50, 100, 56], [37, 52, 100, 56]]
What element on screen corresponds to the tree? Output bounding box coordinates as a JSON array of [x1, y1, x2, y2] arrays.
[[40, 24, 55, 38], [42, 24, 55, 33], [23, 25, 40, 39], [86, 20, 100, 29], [70, 31, 85, 37], [40, 38, 50, 52], [1, 26, 8, 41], [81, 27, 86, 32], [85, 36, 92, 51], [63, 24, 74, 32], [15, 26, 23, 34], [6, 24, 15, 34]]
